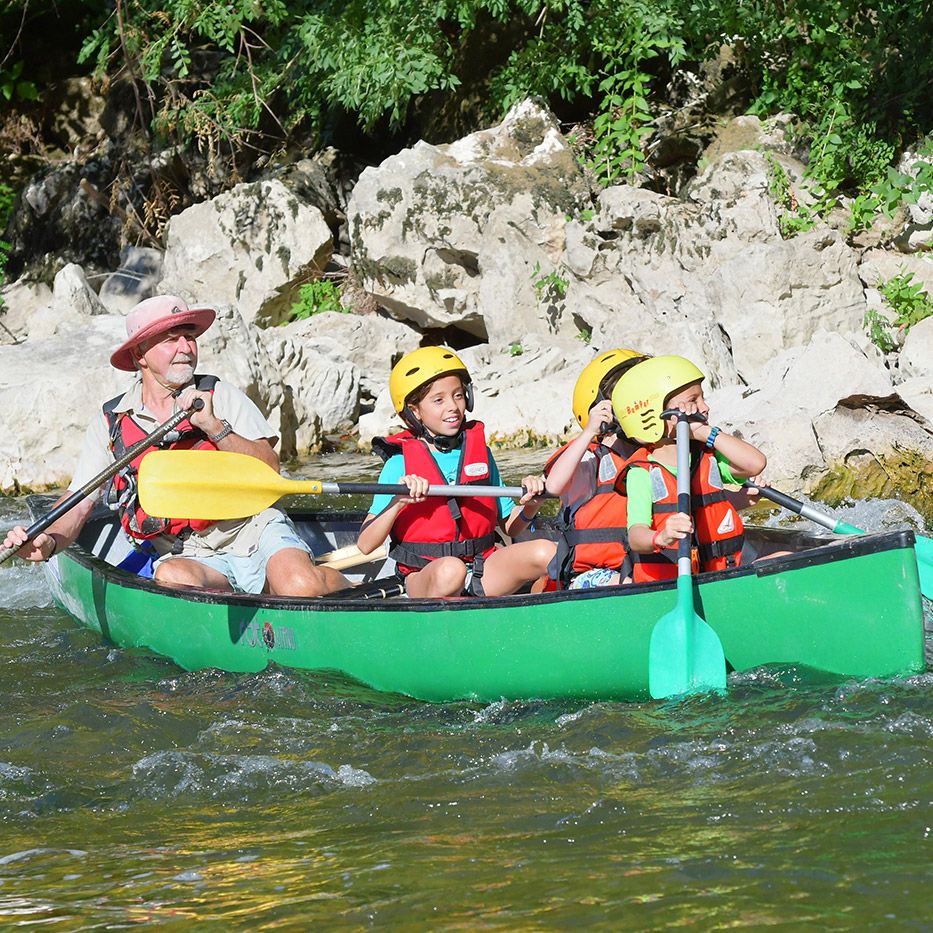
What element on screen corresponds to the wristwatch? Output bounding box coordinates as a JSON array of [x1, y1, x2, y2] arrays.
[[208, 419, 234, 443]]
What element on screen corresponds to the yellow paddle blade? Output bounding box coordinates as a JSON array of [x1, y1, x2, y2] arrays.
[[138, 450, 323, 520]]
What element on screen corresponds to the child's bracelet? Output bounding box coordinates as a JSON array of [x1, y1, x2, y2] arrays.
[[519, 507, 537, 524], [705, 426, 721, 449]]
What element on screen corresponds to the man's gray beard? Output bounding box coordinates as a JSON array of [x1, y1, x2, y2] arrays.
[[165, 362, 195, 387]]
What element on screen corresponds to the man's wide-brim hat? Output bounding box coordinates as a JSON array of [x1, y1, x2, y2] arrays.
[[110, 295, 216, 372]]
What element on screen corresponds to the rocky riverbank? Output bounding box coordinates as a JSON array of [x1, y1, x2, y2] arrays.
[[1, 98, 932, 518]]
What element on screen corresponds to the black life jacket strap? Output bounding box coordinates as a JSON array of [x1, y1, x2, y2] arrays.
[[389, 533, 497, 570], [696, 532, 745, 563]]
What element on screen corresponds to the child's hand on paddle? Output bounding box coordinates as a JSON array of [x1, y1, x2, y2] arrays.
[[658, 512, 693, 546], [398, 474, 429, 505], [519, 475, 546, 505]]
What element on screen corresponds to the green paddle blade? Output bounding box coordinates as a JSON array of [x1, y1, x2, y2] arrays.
[[648, 576, 728, 699]]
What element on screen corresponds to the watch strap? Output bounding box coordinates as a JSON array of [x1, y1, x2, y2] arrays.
[[208, 420, 234, 444]]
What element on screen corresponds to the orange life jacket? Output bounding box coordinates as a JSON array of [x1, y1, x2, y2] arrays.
[[543, 439, 636, 584], [371, 421, 499, 576], [104, 375, 219, 542], [629, 443, 745, 583]]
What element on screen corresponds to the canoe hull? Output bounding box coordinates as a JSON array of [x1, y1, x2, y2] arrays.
[[35, 499, 926, 702]]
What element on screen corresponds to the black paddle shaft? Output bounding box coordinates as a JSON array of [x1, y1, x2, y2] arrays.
[[0, 399, 203, 564]]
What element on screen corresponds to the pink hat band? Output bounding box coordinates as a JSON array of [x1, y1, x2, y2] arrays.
[[110, 295, 216, 371]]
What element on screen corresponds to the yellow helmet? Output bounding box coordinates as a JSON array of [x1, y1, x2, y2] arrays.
[[389, 346, 473, 416], [611, 355, 705, 443], [571, 348, 644, 428]]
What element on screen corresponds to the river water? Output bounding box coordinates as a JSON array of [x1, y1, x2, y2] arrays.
[[0, 451, 930, 929]]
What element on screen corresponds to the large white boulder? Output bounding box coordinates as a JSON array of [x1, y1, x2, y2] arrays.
[[0, 316, 128, 491], [707, 331, 895, 489], [159, 179, 333, 327], [347, 99, 589, 344]]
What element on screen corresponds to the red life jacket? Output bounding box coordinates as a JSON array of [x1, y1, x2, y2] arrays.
[[629, 443, 745, 583], [104, 375, 219, 541], [543, 438, 637, 584], [371, 421, 499, 575]]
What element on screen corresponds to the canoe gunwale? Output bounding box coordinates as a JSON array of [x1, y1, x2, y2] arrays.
[[27, 495, 919, 614]]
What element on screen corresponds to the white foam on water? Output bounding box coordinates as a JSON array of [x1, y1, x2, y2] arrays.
[[130, 749, 376, 799], [0, 561, 52, 610]]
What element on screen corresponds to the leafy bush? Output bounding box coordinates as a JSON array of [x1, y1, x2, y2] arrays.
[[44, 0, 933, 225], [531, 261, 568, 302], [287, 279, 344, 322], [879, 272, 933, 331], [864, 270, 933, 352], [0, 61, 38, 104]]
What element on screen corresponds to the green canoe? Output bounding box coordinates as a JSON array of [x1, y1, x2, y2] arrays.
[[30, 495, 926, 703]]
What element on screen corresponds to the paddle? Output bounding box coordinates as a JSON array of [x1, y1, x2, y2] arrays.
[[138, 449, 549, 521], [647, 411, 728, 699], [315, 542, 389, 571], [746, 482, 933, 599], [0, 400, 204, 565]]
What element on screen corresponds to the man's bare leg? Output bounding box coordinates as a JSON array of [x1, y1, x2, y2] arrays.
[[155, 557, 232, 590], [265, 548, 349, 596]]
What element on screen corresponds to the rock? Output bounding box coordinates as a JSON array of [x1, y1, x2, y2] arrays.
[[582, 154, 868, 385], [262, 326, 360, 449], [43, 77, 106, 155], [159, 179, 333, 327], [895, 376, 933, 425], [858, 249, 933, 295], [891, 150, 933, 252], [701, 113, 796, 165], [706, 331, 894, 489], [196, 305, 304, 458], [0, 316, 128, 492], [900, 315, 933, 379], [24, 263, 107, 341], [0, 278, 52, 345], [98, 247, 164, 314], [347, 98, 589, 343], [811, 394, 933, 516], [267, 310, 421, 399]]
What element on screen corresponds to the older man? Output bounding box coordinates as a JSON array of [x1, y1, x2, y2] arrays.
[[2, 294, 349, 596]]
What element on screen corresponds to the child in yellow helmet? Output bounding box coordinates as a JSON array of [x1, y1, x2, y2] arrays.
[[611, 355, 768, 581], [543, 348, 647, 589], [357, 347, 556, 598]]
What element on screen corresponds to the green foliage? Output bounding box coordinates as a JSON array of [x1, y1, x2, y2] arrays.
[[684, 0, 933, 217], [864, 270, 933, 351], [0, 183, 15, 314], [287, 279, 345, 322], [531, 261, 568, 302], [764, 153, 818, 239], [576, 325, 592, 344], [879, 272, 933, 331], [848, 155, 933, 233], [39, 0, 933, 221], [0, 61, 38, 104], [863, 309, 898, 354], [509, 341, 523, 357]]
